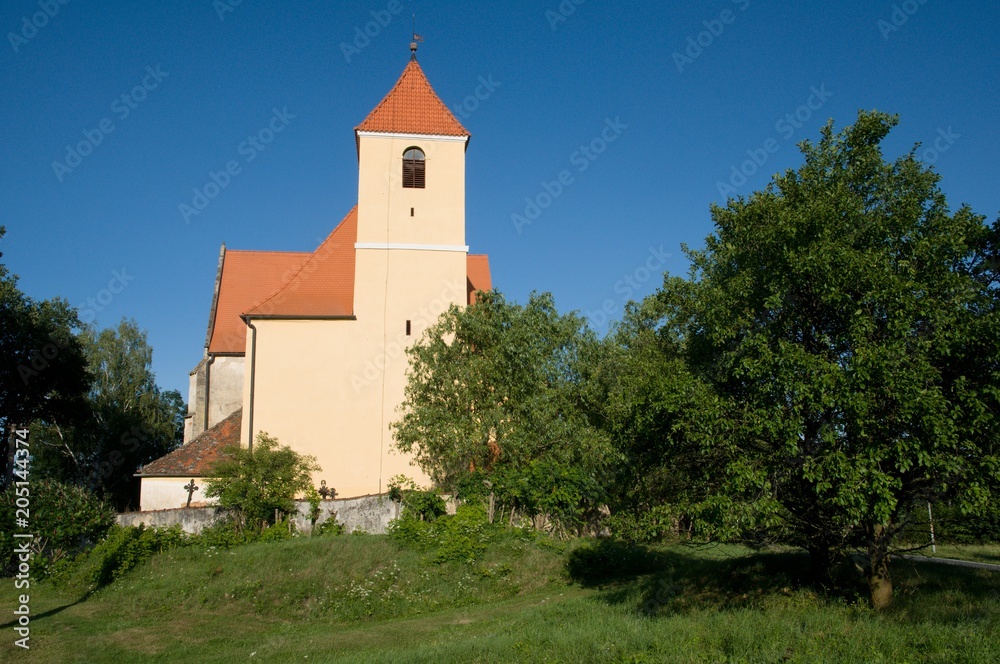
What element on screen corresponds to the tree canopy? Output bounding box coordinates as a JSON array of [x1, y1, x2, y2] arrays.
[[609, 110, 999, 608], [30, 319, 186, 510], [0, 226, 91, 487], [393, 290, 614, 534], [1, 228, 184, 507]]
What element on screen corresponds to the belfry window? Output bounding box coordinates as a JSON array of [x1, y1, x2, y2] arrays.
[[402, 147, 425, 188]]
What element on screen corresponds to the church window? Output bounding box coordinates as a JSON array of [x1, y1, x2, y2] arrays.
[[402, 147, 425, 188]]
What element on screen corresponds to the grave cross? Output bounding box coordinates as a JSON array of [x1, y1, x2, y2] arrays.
[[184, 479, 199, 507]]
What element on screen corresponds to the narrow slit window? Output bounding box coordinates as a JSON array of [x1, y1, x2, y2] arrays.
[[402, 147, 425, 188], [405, 320, 412, 336]]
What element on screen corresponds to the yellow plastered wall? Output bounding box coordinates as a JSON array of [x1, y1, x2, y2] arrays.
[[356, 134, 466, 247]]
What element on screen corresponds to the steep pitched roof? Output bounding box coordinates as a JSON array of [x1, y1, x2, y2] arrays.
[[467, 254, 492, 304], [243, 206, 357, 318], [207, 249, 311, 354], [137, 409, 242, 477], [355, 59, 469, 138]]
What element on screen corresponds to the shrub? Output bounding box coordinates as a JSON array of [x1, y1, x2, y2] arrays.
[[432, 504, 494, 564], [258, 517, 295, 543], [305, 486, 322, 533], [387, 475, 447, 521], [315, 516, 345, 537], [0, 479, 115, 577], [387, 513, 434, 550], [58, 524, 191, 588], [203, 431, 320, 531], [197, 514, 258, 548], [389, 503, 497, 564]]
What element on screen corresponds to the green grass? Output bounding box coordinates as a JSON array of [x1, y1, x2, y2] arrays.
[[2, 537, 998, 662], [907, 543, 1000, 566]]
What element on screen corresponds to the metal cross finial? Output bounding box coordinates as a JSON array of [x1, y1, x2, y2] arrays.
[[184, 479, 199, 507], [318, 479, 336, 501]]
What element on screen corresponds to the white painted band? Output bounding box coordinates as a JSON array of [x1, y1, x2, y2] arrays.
[[356, 131, 468, 143], [355, 242, 469, 252]]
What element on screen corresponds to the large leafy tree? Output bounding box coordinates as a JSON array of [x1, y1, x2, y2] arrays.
[[393, 290, 614, 533], [628, 111, 999, 609], [1, 230, 183, 508], [0, 226, 91, 488], [31, 319, 186, 510]]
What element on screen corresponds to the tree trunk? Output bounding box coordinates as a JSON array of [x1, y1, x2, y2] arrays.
[[868, 525, 893, 610]]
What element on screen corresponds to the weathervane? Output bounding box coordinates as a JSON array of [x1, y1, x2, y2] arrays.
[[410, 14, 423, 58]]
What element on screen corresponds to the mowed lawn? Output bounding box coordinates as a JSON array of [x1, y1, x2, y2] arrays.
[[1, 535, 998, 663]]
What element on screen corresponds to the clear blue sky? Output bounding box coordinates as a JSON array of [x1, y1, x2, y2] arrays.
[[2, 0, 997, 399]]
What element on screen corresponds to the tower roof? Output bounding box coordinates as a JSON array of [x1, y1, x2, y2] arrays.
[[355, 59, 469, 139]]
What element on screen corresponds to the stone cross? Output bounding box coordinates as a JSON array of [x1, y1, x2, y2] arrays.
[[184, 479, 199, 507]]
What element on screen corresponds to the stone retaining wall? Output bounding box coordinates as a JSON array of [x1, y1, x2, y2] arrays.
[[117, 493, 400, 535]]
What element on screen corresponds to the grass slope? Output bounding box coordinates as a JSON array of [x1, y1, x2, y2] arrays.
[[1, 535, 998, 663]]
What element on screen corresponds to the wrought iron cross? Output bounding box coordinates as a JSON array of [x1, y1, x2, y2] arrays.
[[318, 480, 335, 501], [184, 479, 199, 507]]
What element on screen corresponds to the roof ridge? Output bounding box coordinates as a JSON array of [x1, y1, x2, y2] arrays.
[[224, 248, 313, 256]]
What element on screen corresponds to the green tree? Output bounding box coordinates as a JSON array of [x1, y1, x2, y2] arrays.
[[627, 111, 999, 609], [599, 298, 741, 544], [393, 290, 614, 533], [0, 479, 114, 576], [0, 226, 91, 488], [30, 319, 185, 510], [204, 432, 320, 531]]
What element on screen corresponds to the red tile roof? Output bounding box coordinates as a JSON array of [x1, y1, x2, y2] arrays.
[[207, 250, 311, 354], [204, 206, 489, 350], [137, 409, 242, 477], [243, 206, 357, 318], [355, 59, 469, 138], [467, 254, 492, 304]]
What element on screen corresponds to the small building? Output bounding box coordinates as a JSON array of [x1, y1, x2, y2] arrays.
[[138, 48, 491, 511]]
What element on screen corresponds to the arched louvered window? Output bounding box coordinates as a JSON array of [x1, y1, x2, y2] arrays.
[[402, 147, 425, 188]]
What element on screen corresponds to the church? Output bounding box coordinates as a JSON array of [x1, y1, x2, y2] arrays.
[[137, 46, 491, 511]]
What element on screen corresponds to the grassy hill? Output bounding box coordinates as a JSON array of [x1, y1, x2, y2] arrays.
[[2, 533, 998, 662]]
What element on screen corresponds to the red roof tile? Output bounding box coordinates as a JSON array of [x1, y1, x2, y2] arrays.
[[137, 409, 242, 477], [355, 59, 469, 138], [243, 207, 357, 318], [467, 254, 492, 304], [207, 250, 311, 354]]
